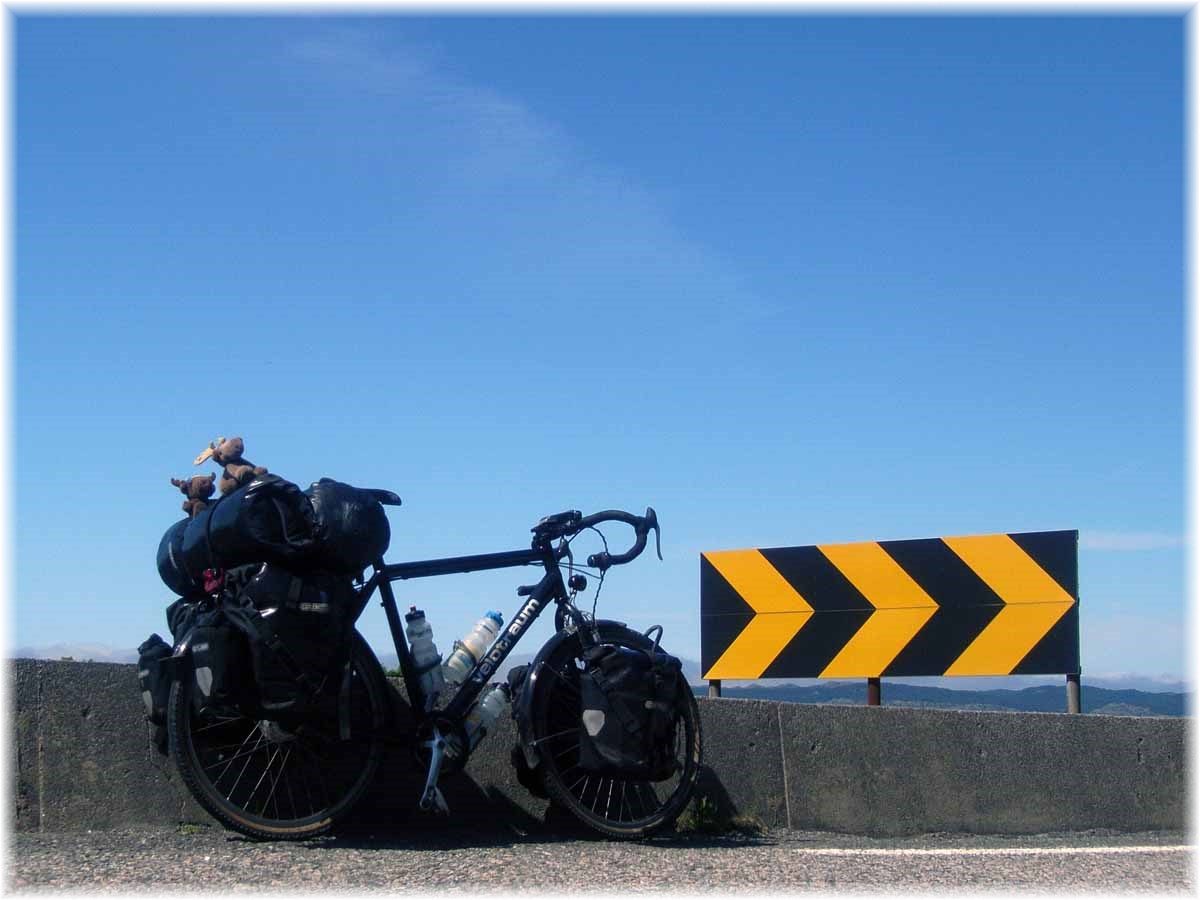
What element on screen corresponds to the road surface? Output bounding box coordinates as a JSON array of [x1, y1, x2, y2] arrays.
[[9, 825, 1191, 893]]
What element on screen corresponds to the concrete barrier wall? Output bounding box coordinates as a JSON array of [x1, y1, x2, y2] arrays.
[[10, 660, 1187, 836]]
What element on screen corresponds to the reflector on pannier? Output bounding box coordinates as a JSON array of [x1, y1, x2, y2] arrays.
[[180, 475, 317, 577], [578, 643, 683, 782], [305, 479, 391, 575]]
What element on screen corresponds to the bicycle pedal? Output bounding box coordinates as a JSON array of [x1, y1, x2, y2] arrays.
[[419, 785, 450, 815]]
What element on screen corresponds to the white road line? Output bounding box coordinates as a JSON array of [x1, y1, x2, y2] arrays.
[[794, 845, 1191, 857]]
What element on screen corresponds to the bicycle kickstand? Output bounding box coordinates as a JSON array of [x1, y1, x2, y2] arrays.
[[418, 726, 451, 815]]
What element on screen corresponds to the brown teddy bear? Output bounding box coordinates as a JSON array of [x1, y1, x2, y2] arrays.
[[195, 436, 268, 495], [170, 473, 216, 517]]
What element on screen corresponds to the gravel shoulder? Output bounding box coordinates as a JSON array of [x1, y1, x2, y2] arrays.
[[8, 825, 1192, 894]]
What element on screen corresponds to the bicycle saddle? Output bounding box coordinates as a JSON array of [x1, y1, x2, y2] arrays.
[[360, 488, 402, 506]]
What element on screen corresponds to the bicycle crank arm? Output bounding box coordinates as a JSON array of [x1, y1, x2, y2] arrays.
[[418, 727, 451, 815]]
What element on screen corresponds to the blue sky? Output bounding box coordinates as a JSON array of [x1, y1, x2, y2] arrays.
[[14, 14, 1185, 681]]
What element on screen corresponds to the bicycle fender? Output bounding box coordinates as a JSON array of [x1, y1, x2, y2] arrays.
[[513, 619, 633, 770]]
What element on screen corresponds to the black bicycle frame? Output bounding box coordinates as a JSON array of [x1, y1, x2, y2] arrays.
[[359, 542, 569, 726]]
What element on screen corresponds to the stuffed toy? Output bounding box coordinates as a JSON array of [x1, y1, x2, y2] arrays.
[[195, 436, 268, 495], [170, 473, 216, 517]]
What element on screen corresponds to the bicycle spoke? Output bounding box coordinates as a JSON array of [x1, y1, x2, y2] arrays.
[[225, 732, 266, 803], [244, 744, 281, 813], [209, 724, 261, 791], [531, 727, 578, 747]]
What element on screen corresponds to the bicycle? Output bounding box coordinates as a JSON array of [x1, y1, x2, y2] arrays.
[[165, 504, 703, 841]]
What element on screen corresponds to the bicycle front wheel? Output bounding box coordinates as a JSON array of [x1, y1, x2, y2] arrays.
[[168, 630, 389, 841], [532, 625, 703, 839]]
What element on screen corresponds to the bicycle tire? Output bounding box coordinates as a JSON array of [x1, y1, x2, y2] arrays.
[[168, 630, 388, 841], [532, 624, 702, 839]]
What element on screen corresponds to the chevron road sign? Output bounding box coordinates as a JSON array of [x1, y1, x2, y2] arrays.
[[700, 530, 1079, 680]]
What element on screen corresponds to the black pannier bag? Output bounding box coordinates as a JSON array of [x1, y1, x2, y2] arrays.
[[222, 563, 358, 715], [305, 479, 391, 576], [188, 608, 249, 711], [137, 633, 173, 726], [157, 518, 202, 596], [578, 643, 684, 782], [137, 633, 174, 755], [180, 475, 317, 578], [165, 594, 207, 644]]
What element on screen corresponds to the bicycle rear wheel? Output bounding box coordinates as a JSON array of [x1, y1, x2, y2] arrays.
[[532, 625, 702, 839], [168, 630, 388, 841]]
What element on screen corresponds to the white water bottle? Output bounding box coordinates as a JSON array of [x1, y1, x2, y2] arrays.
[[465, 683, 510, 750], [443, 611, 504, 685], [404, 606, 445, 710]]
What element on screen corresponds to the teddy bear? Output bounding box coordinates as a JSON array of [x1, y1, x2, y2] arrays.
[[197, 436, 268, 495], [170, 473, 216, 517]]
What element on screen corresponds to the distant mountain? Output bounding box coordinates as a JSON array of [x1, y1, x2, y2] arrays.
[[694, 681, 1188, 717], [12, 643, 140, 664]]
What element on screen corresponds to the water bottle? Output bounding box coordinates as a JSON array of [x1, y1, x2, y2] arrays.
[[443, 611, 504, 685], [404, 606, 445, 710], [464, 682, 511, 750]]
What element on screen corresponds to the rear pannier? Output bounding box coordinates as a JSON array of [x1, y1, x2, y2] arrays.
[[221, 563, 359, 715], [188, 609, 249, 711], [578, 643, 684, 782]]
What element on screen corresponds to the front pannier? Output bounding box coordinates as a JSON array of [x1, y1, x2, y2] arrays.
[[305, 479, 391, 575], [180, 476, 317, 578], [222, 564, 357, 715], [578, 644, 683, 782]]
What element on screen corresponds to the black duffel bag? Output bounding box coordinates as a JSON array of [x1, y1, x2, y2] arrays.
[[304, 479, 392, 575], [578, 643, 683, 782], [157, 518, 201, 596], [180, 475, 317, 579], [222, 563, 358, 716]]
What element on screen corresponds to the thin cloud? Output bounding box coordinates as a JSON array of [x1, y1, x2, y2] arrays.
[[281, 28, 777, 325], [1079, 531, 1185, 551]]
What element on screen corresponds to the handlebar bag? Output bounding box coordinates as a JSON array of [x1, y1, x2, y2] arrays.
[[578, 644, 683, 782], [304, 479, 391, 576], [222, 563, 356, 716], [180, 476, 317, 578]]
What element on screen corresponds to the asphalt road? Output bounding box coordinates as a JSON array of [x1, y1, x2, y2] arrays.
[[8, 825, 1191, 893]]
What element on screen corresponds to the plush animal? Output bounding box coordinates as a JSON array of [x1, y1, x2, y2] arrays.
[[170, 473, 216, 517], [196, 436, 268, 495]]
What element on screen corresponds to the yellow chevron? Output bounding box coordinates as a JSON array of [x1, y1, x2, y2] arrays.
[[702, 549, 813, 679], [816, 541, 939, 677], [942, 534, 1075, 675]]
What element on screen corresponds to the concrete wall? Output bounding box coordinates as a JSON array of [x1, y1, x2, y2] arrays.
[[11, 660, 1187, 836]]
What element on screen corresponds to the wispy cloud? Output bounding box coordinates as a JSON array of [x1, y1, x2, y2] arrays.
[[1079, 531, 1185, 551], [281, 28, 775, 328]]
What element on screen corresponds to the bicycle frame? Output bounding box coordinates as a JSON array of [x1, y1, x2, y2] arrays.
[[357, 541, 572, 727]]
